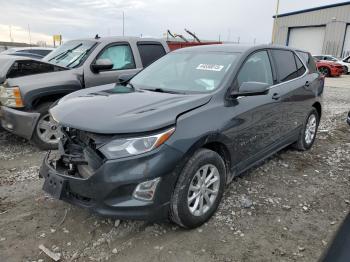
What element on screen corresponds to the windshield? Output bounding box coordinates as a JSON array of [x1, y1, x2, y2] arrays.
[[43, 40, 97, 68], [131, 52, 239, 93]]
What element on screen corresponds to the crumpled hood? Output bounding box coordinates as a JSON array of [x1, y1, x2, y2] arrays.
[[50, 84, 212, 134]]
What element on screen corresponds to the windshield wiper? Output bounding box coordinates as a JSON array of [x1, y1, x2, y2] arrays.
[[143, 88, 185, 94], [66, 47, 92, 68], [48, 43, 83, 62]]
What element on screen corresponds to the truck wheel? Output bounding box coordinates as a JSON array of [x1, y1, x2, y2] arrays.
[[31, 102, 59, 150], [293, 108, 319, 151], [170, 148, 226, 229]]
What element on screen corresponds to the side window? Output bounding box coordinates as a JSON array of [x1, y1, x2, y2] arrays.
[[271, 50, 299, 82], [297, 51, 317, 73], [237, 50, 273, 87], [294, 54, 306, 76], [97, 44, 135, 70], [137, 43, 166, 67]]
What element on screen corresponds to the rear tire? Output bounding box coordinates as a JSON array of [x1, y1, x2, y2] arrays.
[[170, 148, 226, 229], [293, 108, 319, 151], [31, 102, 59, 150]]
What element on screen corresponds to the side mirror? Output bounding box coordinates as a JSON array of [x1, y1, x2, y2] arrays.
[[231, 82, 270, 97], [117, 73, 136, 84], [91, 58, 113, 73]]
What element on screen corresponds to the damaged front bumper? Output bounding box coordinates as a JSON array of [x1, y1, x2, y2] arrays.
[[0, 106, 40, 139], [39, 134, 183, 221]]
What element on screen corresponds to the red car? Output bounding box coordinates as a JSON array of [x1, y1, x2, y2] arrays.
[[313, 57, 343, 77]]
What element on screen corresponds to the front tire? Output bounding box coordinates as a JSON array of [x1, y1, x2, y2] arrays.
[[170, 148, 226, 229], [293, 108, 319, 151], [31, 102, 59, 150], [319, 66, 330, 77]]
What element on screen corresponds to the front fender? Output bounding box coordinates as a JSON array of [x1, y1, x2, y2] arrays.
[[6, 69, 82, 109]]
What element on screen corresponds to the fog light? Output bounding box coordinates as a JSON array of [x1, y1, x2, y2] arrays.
[[133, 177, 161, 201], [5, 122, 13, 130]]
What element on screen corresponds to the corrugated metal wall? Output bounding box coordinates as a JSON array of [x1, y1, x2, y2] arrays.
[[274, 4, 350, 57]]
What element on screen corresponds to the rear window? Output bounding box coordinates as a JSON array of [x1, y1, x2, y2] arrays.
[[297, 51, 318, 73], [137, 42, 166, 67], [271, 49, 299, 82]]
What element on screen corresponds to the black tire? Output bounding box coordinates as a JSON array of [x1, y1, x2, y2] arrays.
[[31, 102, 59, 150], [293, 108, 320, 151], [170, 148, 226, 229], [319, 67, 330, 77]]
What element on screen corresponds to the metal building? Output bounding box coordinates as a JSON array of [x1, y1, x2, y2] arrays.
[[273, 1, 350, 58]]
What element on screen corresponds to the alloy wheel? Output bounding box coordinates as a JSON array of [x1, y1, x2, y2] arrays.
[[305, 114, 317, 145], [36, 113, 60, 144], [187, 164, 220, 216], [319, 67, 329, 76]]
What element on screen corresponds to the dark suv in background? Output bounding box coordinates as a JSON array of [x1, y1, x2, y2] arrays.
[[40, 44, 324, 228]]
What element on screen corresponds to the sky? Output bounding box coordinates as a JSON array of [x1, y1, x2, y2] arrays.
[[0, 0, 347, 45]]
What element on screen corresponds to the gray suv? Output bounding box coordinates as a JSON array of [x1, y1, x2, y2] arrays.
[[40, 44, 324, 228]]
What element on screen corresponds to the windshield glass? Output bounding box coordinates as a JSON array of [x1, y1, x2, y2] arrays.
[[131, 52, 239, 93], [43, 40, 97, 68]]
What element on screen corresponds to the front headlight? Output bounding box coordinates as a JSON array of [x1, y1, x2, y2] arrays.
[[99, 127, 175, 159], [0, 86, 24, 108]]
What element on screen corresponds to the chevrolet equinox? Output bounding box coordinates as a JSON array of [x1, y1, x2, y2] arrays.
[[40, 44, 324, 228]]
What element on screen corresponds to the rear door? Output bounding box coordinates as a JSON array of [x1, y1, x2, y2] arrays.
[[270, 49, 314, 138]]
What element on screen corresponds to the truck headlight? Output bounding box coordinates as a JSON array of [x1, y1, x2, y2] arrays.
[[99, 127, 175, 159], [0, 86, 24, 108]]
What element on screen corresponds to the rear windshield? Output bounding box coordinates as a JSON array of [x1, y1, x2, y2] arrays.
[[131, 52, 239, 93]]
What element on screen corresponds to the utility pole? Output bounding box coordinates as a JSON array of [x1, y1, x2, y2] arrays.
[[271, 0, 280, 44], [9, 25, 13, 42], [28, 24, 32, 46], [122, 11, 125, 36]]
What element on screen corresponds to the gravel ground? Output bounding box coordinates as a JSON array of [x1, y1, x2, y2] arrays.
[[0, 75, 349, 262]]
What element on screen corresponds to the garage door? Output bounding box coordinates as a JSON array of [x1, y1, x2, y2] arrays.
[[288, 27, 325, 55], [342, 25, 350, 57]]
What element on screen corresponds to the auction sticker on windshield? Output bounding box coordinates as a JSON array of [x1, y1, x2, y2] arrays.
[[196, 64, 224, 71]]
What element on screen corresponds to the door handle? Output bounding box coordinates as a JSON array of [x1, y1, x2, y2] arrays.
[[272, 93, 280, 100], [305, 81, 310, 87]]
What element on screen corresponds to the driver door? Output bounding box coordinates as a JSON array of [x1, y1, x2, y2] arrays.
[[84, 43, 140, 88], [228, 50, 282, 166]]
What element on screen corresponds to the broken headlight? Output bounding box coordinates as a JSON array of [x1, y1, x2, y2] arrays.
[[99, 127, 175, 159]]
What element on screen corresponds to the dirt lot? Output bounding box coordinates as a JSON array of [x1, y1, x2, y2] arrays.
[[0, 76, 349, 262]]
